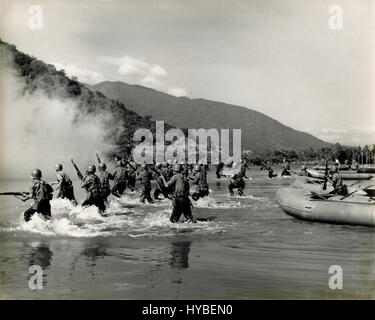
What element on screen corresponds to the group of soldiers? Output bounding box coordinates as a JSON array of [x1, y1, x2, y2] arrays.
[[17, 155, 348, 224], [19, 155, 220, 224]]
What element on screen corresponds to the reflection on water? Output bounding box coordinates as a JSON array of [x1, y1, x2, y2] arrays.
[[25, 242, 53, 270], [24, 242, 53, 287], [169, 241, 192, 270]]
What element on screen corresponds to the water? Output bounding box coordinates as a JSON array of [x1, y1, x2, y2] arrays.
[[1, 168, 374, 299]]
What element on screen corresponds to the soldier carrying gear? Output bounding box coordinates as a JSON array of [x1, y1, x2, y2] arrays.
[[329, 166, 348, 196], [152, 163, 170, 200], [81, 165, 105, 212], [126, 157, 137, 191], [98, 163, 114, 203], [111, 160, 128, 198], [228, 165, 247, 196], [164, 164, 196, 223], [191, 164, 209, 201], [21, 169, 54, 222], [51, 163, 77, 205], [136, 164, 154, 203]]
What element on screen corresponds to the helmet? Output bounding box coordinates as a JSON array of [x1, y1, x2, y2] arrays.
[[87, 165, 96, 173], [55, 164, 63, 171], [31, 169, 42, 179], [172, 164, 182, 172], [193, 164, 201, 172], [98, 163, 107, 171], [141, 164, 147, 169], [301, 165, 306, 170], [162, 161, 168, 167]]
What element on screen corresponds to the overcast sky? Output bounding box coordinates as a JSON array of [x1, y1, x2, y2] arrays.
[[0, 0, 374, 146]]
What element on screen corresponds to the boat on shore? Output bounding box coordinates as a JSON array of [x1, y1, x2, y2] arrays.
[[276, 187, 375, 227]]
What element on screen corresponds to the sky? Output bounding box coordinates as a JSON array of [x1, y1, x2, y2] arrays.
[[0, 0, 374, 146]]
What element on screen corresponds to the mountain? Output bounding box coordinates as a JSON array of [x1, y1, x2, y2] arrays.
[[89, 81, 330, 153]]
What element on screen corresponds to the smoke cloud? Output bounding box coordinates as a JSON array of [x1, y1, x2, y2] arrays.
[[0, 60, 113, 180]]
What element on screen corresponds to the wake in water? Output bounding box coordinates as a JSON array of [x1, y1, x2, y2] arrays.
[[2, 197, 232, 238], [1, 189, 275, 238]]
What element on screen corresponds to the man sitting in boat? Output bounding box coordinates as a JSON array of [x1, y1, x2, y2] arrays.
[[298, 165, 309, 176], [329, 166, 348, 196]]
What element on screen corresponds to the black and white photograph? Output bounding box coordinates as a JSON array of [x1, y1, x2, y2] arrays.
[[0, 0, 374, 304]]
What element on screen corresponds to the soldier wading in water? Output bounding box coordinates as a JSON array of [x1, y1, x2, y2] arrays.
[[51, 163, 77, 205], [20, 169, 54, 222], [163, 164, 197, 223], [81, 165, 106, 213]]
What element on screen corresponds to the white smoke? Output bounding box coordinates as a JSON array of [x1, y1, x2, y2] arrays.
[[0, 61, 112, 180]]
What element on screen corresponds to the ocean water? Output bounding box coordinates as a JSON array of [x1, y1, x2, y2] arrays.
[[0, 168, 374, 299]]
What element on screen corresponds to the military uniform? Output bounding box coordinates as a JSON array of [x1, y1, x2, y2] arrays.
[[111, 164, 128, 197], [56, 171, 77, 205], [331, 172, 348, 196], [137, 168, 154, 203], [228, 169, 245, 196], [152, 167, 170, 200], [98, 170, 113, 202], [192, 166, 209, 201], [216, 162, 224, 178], [167, 173, 196, 223], [24, 180, 53, 222], [81, 172, 105, 212], [281, 162, 291, 176], [127, 161, 137, 190]]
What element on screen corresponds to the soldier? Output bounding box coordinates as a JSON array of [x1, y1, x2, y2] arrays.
[[152, 163, 170, 200], [281, 160, 291, 177], [264, 163, 277, 178], [81, 165, 105, 212], [164, 164, 196, 223], [329, 166, 348, 196], [191, 164, 209, 201], [136, 164, 154, 203], [228, 165, 247, 196], [21, 169, 54, 222], [97, 163, 113, 204], [126, 156, 137, 191], [111, 159, 128, 198], [215, 160, 224, 179], [298, 165, 310, 176], [51, 164, 77, 205]]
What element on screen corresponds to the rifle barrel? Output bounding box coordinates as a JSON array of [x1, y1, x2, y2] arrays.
[[0, 192, 29, 196]]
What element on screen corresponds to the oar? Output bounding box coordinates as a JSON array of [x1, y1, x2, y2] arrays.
[[340, 190, 358, 200], [310, 191, 330, 200]]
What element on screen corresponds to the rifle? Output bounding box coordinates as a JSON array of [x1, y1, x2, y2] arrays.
[[323, 160, 329, 191], [0, 192, 31, 201], [70, 158, 84, 181], [0, 192, 30, 196], [96, 153, 101, 164]]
